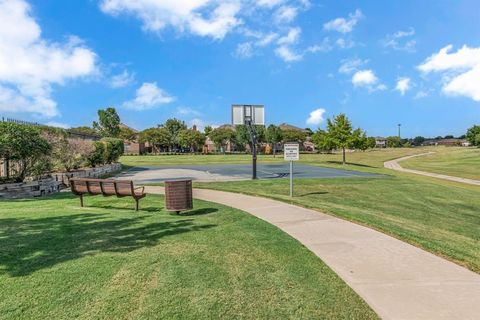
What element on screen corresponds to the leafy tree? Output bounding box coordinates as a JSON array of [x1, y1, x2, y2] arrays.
[[0, 122, 52, 182], [209, 128, 235, 153], [139, 128, 171, 153], [86, 141, 106, 167], [312, 129, 336, 153], [466, 125, 480, 146], [204, 125, 213, 136], [235, 125, 250, 151], [412, 136, 426, 146], [102, 138, 124, 163], [444, 135, 454, 139], [366, 137, 376, 149], [265, 125, 283, 157], [93, 107, 121, 137], [160, 118, 187, 151], [58, 139, 95, 171], [119, 127, 137, 141], [177, 129, 206, 152], [387, 136, 402, 148], [304, 128, 314, 137], [281, 129, 307, 144], [324, 114, 360, 164], [69, 126, 99, 136], [350, 128, 369, 151]]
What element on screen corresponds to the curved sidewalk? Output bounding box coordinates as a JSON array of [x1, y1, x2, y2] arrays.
[[146, 186, 480, 320], [384, 153, 480, 186]]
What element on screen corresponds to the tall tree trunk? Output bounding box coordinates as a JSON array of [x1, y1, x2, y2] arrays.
[[273, 143, 276, 158], [342, 147, 346, 165]]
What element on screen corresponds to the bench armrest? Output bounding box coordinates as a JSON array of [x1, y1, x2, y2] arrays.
[[134, 186, 145, 194]]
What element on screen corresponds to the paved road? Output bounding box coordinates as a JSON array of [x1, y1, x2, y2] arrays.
[[384, 153, 480, 186], [118, 163, 379, 183], [146, 186, 480, 320]]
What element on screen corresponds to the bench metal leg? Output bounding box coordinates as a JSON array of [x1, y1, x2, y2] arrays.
[[79, 194, 84, 207]]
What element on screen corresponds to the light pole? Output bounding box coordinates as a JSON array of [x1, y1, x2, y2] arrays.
[[398, 124, 401, 139]]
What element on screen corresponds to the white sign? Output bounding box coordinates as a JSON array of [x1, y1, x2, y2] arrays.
[[284, 143, 299, 161]]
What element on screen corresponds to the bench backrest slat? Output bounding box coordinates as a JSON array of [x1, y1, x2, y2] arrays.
[[70, 178, 139, 197]]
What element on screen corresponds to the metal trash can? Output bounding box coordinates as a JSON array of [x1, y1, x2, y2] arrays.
[[164, 180, 193, 213]]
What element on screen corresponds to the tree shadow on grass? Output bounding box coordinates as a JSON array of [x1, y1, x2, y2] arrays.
[[178, 208, 218, 216], [0, 212, 216, 277], [325, 161, 376, 168], [298, 191, 329, 197]]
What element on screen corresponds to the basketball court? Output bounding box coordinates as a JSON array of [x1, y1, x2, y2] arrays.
[[117, 163, 380, 184]]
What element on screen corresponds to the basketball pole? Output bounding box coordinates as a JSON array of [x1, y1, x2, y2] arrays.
[[246, 119, 257, 180]]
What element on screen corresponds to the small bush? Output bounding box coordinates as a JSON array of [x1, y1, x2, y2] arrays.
[[102, 138, 124, 164]]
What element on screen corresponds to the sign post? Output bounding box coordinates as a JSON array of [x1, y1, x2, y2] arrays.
[[284, 143, 299, 197]]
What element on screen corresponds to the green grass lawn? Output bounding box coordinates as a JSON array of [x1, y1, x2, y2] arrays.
[[195, 176, 480, 273], [401, 147, 480, 180], [0, 193, 377, 319]]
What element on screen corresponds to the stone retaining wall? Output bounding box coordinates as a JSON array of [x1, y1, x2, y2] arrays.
[[0, 163, 122, 199]]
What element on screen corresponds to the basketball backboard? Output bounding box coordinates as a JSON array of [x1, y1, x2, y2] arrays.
[[231, 105, 264, 125]]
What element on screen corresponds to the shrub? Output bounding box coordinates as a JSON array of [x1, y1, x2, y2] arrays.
[[102, 138, 124, 163], [86, 141, 106, 167], [0, 122, 52, 182]]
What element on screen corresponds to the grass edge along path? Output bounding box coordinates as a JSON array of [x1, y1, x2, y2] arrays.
[[0, 193, 378, 319], [194, 175, 480, 274]]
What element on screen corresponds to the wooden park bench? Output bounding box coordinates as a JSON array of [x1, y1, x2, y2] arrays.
[[69, 178, 146, 211]]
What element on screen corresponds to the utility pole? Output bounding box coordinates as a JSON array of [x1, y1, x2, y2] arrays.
[[398, 124, 401, 139]]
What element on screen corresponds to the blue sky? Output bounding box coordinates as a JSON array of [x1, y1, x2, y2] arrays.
[[0, 0, 479, 137]]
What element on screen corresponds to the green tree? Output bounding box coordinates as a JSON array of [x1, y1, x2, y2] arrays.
[[366, 137, 376, 149], [327, 114, 351, 164], [281, 129, 307, 144], [93, 107, 121, 137], [204, 125, 213, 136], [0, 123, 52, 182], [102, 138, 124, 163], [209, 128, 235, 153], [350, 128, 369, 151], [86, 141, 106, 167], [68, 126, 99, 136], [119, 127, 137, 141], [466, 125, 480, 146], [386, 136, 402, 148], [139, 128, 171, 153], [412, 136, 426, 146], [177, 129, 206, 152], [265, 125, 283, 157], [312, 129, 336, 153], [161, 118, 187, 151]]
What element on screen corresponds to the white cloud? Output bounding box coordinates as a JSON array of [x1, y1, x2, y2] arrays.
[[177, 106, 200, 116], [352, 69, 377, 86], [352, 69, 386, 92], [0, 0, 97, 118], [336, 38, 355, 49], [257, 0, 284, 7], [109, 70, 134, 88], [275, 46, 302, 62], [338, 58, 367, 74], [234, 42, 254, 58], [395, 77, 411, 95], [306, 108, 326, 125], [305, 37, 332, 53], [418, 45, 480, 101], [414, 90, 428, 99], [255, 33, 278, 47], [274, 5, 298, 24], [382, 28, 416, 52], [123, 82, 175, 110], [100, 0, 242, 40], [277, 27, 301, 45], [324, 9, 363, 33]]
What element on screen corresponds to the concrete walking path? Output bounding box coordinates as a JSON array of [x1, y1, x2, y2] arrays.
[[145, 186, 480, 320], [384, 152, 480, 186]]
